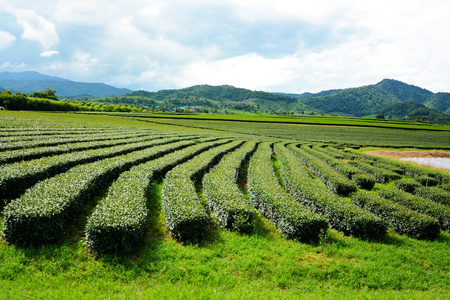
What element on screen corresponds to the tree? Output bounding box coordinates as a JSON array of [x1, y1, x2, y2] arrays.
[[376, 114, 385, 119], [29, 89, 59, 101]]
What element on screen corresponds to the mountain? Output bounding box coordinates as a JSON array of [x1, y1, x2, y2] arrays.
[[0, 71, 132, 98], [126, 84, 314, 114], [297, 79, 450, 122]]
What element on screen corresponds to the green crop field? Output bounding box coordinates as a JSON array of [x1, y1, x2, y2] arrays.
[[0, 111, 449, 299]]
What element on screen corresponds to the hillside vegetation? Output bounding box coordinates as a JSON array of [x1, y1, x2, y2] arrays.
[[1, 72, 449, 124]]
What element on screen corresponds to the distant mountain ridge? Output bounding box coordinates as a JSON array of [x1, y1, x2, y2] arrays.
[[0, 71, 132, 98], [295, 79, 449, 122], [1, 71, 448, 123]]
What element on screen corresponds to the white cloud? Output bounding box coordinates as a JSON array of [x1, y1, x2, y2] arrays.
[[1, 0, 450, 93], [40, 50, 59, 57], [176, 53, 298, 90], [0, 31, 16, 50], [1, 61, 27, 70], [15, 8, 59, 49]]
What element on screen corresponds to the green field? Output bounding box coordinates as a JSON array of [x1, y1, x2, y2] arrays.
[[0, 111, 449, 299]]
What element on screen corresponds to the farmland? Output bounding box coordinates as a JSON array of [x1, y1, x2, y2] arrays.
[[0, 110, 449, 299]]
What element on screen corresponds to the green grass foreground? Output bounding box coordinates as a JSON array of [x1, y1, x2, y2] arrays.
[[1, 186, 449, 300], [0, 111, 449, 299]]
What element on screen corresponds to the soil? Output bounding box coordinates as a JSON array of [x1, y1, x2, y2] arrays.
[[363, 149, 450, 174], [364, 150, 450, 158]]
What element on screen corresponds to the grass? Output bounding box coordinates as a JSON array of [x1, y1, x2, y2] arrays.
[[1, 111, 449, 299], [106, 112, 450, 131], [1, 205, 449, 299]]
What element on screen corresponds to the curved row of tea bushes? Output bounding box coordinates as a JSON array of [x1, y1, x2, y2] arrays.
[[307, 145, 376, 189], [414, 187, 450, 206], [162, 140, 243, 243], [203, 141, 257, 233], [291, 145, 358, 196], [85, 138, 226, 254], [379, 189, 450, 231], [0, 135, 191, 200], [279, 144, 387, 240], [248, 143, 329, 241], [322, 146, 360, 160], [0, 130, 150, 152], [3, 140, 196, 246], [309, 146, 362, 178], [440, 183, 450, 192], [332, 148, 450, 185], [351, 191, 440, 240], [348, 161, 401, 183], [395, 178, 422, 193], [0, 127, 127, 140], [0, 133, 175, 164]]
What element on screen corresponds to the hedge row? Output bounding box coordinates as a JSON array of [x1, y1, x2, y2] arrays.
[[337, 149, 450, 185], [414, 186, 450, 206], [85, 138, 226, 254], [309, 146, 362, 178], [0, 133, 180, 164], [0, 135, 191, 200], [395, 178, 422, 193], [0, 128, 128, 139], [162, 140, 243, 243], [247, 143, 329, 241], [289, 145, 358, 196], [308, 145, 376, 190], [351, 190, 440, 240], [413, 175, 440, 187], [351, 173, 376, 190], [322, 147, 360, 160], [348, 161, 401, 183], [279, 144, 387, 240], [203, 141, 257, 233], [0, 130, 152, 152], [2, 139, 196, 246], [440, 183, 450, 192], [379, 189, 450, 231]]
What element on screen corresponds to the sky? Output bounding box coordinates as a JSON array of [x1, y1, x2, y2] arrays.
[[1, 0, 449, 93]]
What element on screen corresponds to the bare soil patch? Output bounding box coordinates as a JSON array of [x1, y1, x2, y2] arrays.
[[364, 150, 450, 158], [363, 149, 450, 174]]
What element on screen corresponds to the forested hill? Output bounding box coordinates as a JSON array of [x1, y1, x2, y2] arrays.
[[127, 84, 296, 103], [297, 79, 450, 122], [0, 71, 132, 98]]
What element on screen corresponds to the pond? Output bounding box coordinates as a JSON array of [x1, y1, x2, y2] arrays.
[[400, 157, 450, 170]]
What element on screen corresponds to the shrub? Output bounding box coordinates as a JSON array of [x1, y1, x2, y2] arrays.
[[379, 189, 450, 231], [351, 190, 440, 240], [352, 173, 376, 190], [3, 139, 194, 246], [413, 175, 440, 187], [248, 143, 329, 242], [395, 178, 422, 193], [85, 138, 228, 253], [203, 141, 257, 233], [0, 135, 191, 200], [290, 145, 358, 196], [162, 140, 243, 243], [414, 186, 450, 206], [348, 161, 401, 183], [278, 144, 387, 240]]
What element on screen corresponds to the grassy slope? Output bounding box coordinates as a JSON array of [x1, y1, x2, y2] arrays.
[[0, 111, 449, 299]]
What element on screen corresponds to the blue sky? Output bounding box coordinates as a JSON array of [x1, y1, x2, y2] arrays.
[[1, 0, 449, 93]]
